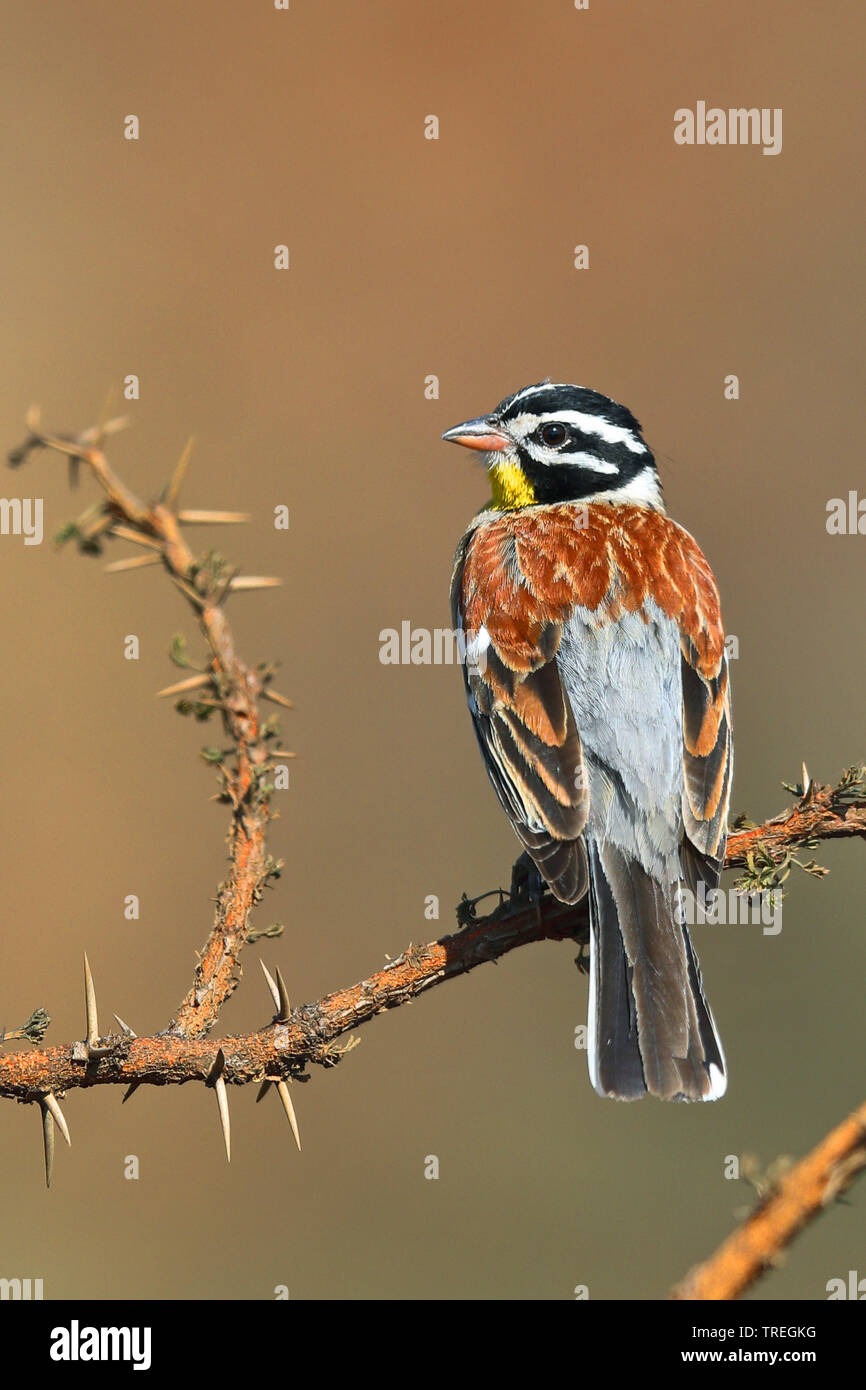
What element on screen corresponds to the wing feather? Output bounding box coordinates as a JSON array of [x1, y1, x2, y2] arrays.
[[679, 626, 733, 884], [451, 530, 589, 903]]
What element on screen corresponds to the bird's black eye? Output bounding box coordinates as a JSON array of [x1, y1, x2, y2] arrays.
[[539, 421, 568, 448]]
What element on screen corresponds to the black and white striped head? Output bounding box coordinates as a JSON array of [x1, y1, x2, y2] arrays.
[[442, 381, 663, 511]]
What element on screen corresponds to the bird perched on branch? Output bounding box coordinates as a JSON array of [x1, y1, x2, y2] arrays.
[[445, 382, 732, 1101]]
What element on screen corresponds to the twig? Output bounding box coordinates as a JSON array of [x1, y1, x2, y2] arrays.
[[726, 769, 866, 870], [672, 1098, 866, 1300]]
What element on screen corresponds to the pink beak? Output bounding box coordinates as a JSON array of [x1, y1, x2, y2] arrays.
[[441, 416, 512, 453]]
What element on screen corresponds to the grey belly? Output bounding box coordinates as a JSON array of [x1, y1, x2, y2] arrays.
[[556, 599, 684, 880]]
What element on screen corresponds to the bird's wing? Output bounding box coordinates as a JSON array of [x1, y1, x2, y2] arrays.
[[679, 636, 732, 890], [662, 524, 733, 890], [451, 521, 590, 904]]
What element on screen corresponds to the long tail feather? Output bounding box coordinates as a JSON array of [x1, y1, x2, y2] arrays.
[[586, 841, 726, 1102]]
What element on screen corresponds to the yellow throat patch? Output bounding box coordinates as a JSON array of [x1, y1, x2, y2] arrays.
[[488, 457, 536, 510]]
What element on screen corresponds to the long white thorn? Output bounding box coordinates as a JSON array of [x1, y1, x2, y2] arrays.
[[262, 690, 294, 709], [208, 1049, 231, 1162], [214, 1076, 231, 1162], [110, 525, 162, 551], [157, 673, 212, 699], [104, 554, 163, 574], [227, 576, 283, 591], [259, 960, 281, 1014], [83, 953, 99, 1050], [176, 509, 251, 525], [163, 436, 195, 508], [43, 1093, 71, 1148], [274, 966, 290, 1024], [276, 1081, 302, 1152], [40, 1103, 55, 1188], [171, 574, 206, 609]]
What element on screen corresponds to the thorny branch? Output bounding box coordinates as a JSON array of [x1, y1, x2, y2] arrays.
[[8, 409, 293, 1043], [3, 409, 866, 1294]]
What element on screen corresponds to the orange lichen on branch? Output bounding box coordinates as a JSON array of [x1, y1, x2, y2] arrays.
[[725, 771, 866, 868]]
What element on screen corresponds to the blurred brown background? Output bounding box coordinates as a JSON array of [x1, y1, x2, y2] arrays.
[[0, 1, 863, 1300]]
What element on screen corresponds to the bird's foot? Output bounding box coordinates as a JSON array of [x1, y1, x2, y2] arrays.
[[454, 853, 550, 929], [508, 851, 547, 904]]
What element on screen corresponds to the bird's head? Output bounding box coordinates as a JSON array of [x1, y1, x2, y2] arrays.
[[442, 381, 663, 512]]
